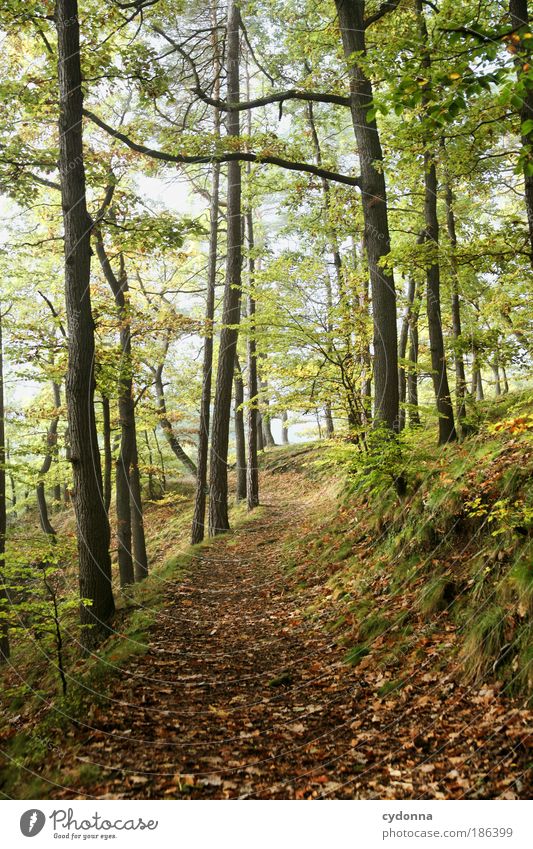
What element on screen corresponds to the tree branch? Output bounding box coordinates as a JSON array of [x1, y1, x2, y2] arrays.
[[83, 108, 361, 187], [365, 0, 402, 28], [192, 87, 351, 111]]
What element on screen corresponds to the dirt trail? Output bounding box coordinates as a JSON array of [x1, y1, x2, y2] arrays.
[[47, 469, 530, 799]]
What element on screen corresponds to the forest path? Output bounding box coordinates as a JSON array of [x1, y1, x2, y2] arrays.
[[51, 466, 530, 800]]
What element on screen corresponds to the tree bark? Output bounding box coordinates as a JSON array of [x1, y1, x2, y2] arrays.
[[102, 395, 112, 513], [130, 432, 148, 581], [234, 354, 247, 501], [407, 292, 421, 427], [445, 185, 468, 428], [192, 5, 221, 543], [208, 0, 243, 536], [502, 365, 509, 394], [36, 380, 61, 540], [153, 427, 166, 493], [245, 208, 260, 508], [95, 238, 135, 587], [281, 410, 289, 444], [509, 0, 533, 266], [398, 278, 416, 432], [0, 306, 9, 661], [334, 0, 399, 431], [423, 156, 457, 444], [153, 362, 197, 477], [56, 0, 114, 647], [416, 3, 456, 444], [260, 375, 276, 447]]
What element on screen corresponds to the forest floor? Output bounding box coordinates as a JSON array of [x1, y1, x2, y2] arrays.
[[11, 455, 530, 800]]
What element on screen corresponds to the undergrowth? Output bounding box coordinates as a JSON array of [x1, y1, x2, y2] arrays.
[[282, 389, 533, 700]]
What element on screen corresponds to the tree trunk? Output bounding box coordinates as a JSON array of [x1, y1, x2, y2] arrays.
[[334, 0, 399, 431], [416, 3, 456, 444], [96, 240, 149, 584], [245, 208, 260, 509], [398, 278, 416, 432], [502, 365, 509, 394], [324, 403, 334, 436], [192, 6, 221, 543], [423, 156, 457, 444], [234, 355, 247, 501], [281, 410, 289, 444], [95, 239, 135, 587], [56, 0, 114, 647], [259, 360, 276, 447], [153, 428, 166, 493], [130, 433, 148, 582], [36, 380, 61, 540], [256, 410, 265, 452], [191, 160, 219, 539], [472, 361, 485, 401], [144, 430, 156, 500], [208, 0, 242, 536], [102, 395, 112, 513], [0, 306, 9, 661], [154, 363, 197, 477], [244, 56, 260, 512], [509, 0, 533, 266], [407, 295, 421, 427], [445, 185, 468, 428], [492, 360, 502, 397]]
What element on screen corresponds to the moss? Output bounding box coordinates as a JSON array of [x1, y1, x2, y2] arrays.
[[358, 612, 389, 641], [461, 604, 507, 681], [419, 574, 457, 615], [344, 644, 370, 667]]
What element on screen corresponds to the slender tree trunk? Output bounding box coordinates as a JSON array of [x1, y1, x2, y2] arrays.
[[256, 410, 265, 452], [144, 430, 156, 500], [334, 0, 399, 431], [130, 433, 148, 581], [192, 7, 221, 542], [398, 278, 416, 432], [56, 0, 114, 647], [423, 156, 457, 444], [502, 365, 509, 394], [154, 363, 197, 477], [6, 439, 16, 516], [63, 426, 71, 505], [245, 208, 260, 509], [95, 239, 135, 587], [102, 395, 112, 513], [407, 293, 421, 426], [445, 185, 468, 428], [0, 307, 9, 661], [153, 427, 166, 493], [510, 0, 533, 266], [36, 380, 61, 540], [191, 160, 219, 539], [208, 0, 242, 535], [416, 4, 456, 444], [492, 359, 502, 397], [307, 99, 353, 426], [324, 404, 334, 436], [472, 360, 485, 401], [234, 354, 247, 501], [260, 376, 276, 447], [281, 410, 289, 444], [97, 241, 149, 583]]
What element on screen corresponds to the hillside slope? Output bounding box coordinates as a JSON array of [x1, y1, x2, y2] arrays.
[[1, 396, 531, 799]]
